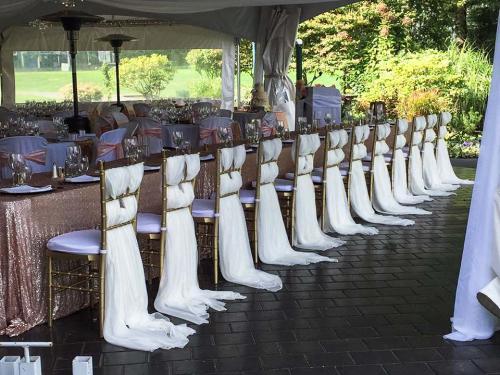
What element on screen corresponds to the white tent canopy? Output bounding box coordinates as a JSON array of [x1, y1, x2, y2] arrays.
[[0, 23, 235, 108], [0, 0, 356, 127]]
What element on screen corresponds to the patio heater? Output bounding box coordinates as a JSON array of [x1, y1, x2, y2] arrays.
[[97, 34, 137, 109], [41, 11, 104, 133]]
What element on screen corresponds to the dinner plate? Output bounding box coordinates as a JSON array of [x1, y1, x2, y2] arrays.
[[200, 154, 214, 161], [144, 165, 161, 171], [0, 185, 53, 194], [282, 139, 294, 144], [65, 175, 100, 183]]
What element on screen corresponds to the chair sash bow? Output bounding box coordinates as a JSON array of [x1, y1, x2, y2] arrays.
[[0, 149, 46, 165], [97, 142, 124, 159], [199, 127, 220, 144], [140, 127, 162, 139]]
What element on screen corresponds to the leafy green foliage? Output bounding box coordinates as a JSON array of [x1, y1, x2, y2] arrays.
[[120, 54, 176, 100], [189, 77, 222, 98], [60, 83, 102, 102], [186, 49, 222, 79], [100, 63, 114, 100]]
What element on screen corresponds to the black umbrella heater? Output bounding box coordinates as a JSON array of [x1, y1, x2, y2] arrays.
[[41, 11, 104, 133], [97, 34, 137, 109]]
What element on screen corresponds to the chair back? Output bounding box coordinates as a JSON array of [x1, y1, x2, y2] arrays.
[[52, 111, 73, 119], [96, 128, 127, 163], [216, 109, 232, 118], [261, 112, 278, 137], [159, 150, 200, 271], [133, 103, 151, 117], [199, 116, 233, 146], [112, 112, 129, 128], [192, 101, 213, 124], [36, 120, 56, 135], [0, 136, 49, 178], [135, 117, 163, 154]]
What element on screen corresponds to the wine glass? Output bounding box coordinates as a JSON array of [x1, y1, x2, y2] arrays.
[[277, 120, 285, 138], [324, 112, 333, 127], [123, 137, 139, 163], [297, 116, 307, 133], [79, 156, 89, 175], [172, 130, 184, 152], [217, 127, 232, 145], [8, 154, 26, 186]]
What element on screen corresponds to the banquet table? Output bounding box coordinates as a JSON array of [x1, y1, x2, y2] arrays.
[[0, 126, 398, 336], [161, 123, 199, 148]]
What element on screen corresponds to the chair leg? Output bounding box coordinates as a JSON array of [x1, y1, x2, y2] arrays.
[[214, 223, 219, 285], [48, 255, 53, 328], [99, 257, 106, 338]]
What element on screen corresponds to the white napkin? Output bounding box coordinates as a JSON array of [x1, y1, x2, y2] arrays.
[[0, 185, 53, 194], [200, 154, 214, 161], [144, 165, 161, 171], [65, 175, 100, 183]]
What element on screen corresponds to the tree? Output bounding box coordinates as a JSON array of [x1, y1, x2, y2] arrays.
[[120, 54, 176, 100], [186, 49, 222, 79]]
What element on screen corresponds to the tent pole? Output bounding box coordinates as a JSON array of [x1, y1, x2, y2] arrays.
[[113, 46, 121, 106], [236, 38, 241, 108]]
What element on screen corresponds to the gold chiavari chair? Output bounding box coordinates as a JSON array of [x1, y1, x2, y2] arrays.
[[136, 150, 199, 278], [47, 159, 142, 337], [192, 141, 248, 283]]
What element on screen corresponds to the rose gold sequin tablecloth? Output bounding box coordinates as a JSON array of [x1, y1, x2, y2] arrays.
[[0, 139, 337, 336]]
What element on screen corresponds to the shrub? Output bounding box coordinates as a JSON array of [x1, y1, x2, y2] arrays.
[[189, 77, 222, 98], [120, 54, 176, 100], [358, 43, 491, 134], [60, 83, 103, 102], [186, 49, 222, 79]]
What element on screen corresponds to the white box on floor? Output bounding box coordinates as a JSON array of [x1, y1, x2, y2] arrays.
[[72, 356, 93, 375], [19, 356, 41, 375], [0, 356, 21, 375]]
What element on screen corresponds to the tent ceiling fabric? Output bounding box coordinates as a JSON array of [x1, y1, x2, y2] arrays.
[[0, 0, 357, 40]]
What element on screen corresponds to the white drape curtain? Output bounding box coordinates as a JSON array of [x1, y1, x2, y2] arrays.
[[445, 13, 500, 342], [221, 39, 235, 110], [259, 7, 300, 130]]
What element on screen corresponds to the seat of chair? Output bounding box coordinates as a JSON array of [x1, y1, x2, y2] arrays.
[[275, 178, 294, 192], [192, 199, 216, 218], [285, 172, 322, 184], [137, 212, 161, 234], [240, 189, 256, 204], [339, 161, 370, 173], [47, 229, 100, 255], [362, 152, 392, 162]]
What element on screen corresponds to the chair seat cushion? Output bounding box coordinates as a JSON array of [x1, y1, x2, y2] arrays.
[[137, 213, 161, 234], [192, 199, 215, 218], [362, 152, 392, 162], [47, 229, 100, 255], [240, 189, 256, 204], [285, 172, 322, 184], [274, 178, 294, 192]]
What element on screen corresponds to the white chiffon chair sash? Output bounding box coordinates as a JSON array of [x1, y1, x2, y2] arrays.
[[371, 124, 430, 215], [217, 144, 282, 291], [392, 119, 432, 204], [349, 125, 414, 226], [323, 129, 378, 235], [422, 114, 459, 192], [293, 133, 345, 250], [258, 138, 336, 265], [154, 154, 244, 324], [436, 112, 474, 185], [103, 163, 195, 351], [409, 116, 451, 197]]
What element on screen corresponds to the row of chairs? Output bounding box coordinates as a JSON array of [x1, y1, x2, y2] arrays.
[[45, 111, 461, 336]]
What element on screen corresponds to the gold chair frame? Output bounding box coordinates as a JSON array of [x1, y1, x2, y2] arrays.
[[47, 159, 141, 337]]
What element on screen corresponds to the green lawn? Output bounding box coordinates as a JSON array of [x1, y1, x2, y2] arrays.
[[14, 68, 337, 103]]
